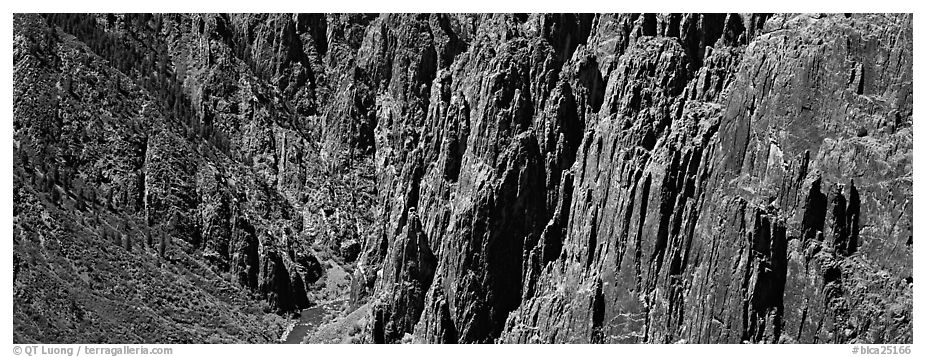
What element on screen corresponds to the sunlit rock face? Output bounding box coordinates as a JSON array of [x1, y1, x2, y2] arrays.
[[14, 13, 911, 344]]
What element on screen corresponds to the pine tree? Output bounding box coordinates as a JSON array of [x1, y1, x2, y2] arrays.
[[50, 185, 61, 205], [74, 187, 85, 211], [123, 232, 132, 252], [159, 226, 169, 258]]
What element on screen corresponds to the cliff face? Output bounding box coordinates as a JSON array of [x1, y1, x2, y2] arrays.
[[347, 13, 912, 344], [14, 13, 371, 342], [13, 14, 291, 343], [500, 14, 912, 344], [13, 13, 911, 344]]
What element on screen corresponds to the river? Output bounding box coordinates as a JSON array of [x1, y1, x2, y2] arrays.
[[282, 300, 344, 344]]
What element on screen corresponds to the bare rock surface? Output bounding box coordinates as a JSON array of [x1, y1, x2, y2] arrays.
[[13, 13, 911, 344]]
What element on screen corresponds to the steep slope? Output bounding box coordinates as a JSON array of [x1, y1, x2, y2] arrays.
[[14, 13, 375, 343], [343, 13, 912, 344], [502, 13, 912, 344], [13, 14, 288, 343], [13, 13, 912, 344]]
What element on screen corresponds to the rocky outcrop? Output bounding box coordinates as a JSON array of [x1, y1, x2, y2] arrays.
[[343, 13, 911, 344], [14, 13, 912, 344], [14, 13, 378, 343], [13, 14, 294, 343], [499, 13, 912, 344]]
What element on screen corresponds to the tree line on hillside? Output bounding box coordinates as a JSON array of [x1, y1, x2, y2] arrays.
[[43, 13, 232, 155]]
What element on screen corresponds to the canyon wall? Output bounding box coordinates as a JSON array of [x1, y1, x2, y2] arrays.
[[13, 13, 912, 344]]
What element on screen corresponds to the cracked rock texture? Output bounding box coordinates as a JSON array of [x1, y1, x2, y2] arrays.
[[14, 13, 911, 344]]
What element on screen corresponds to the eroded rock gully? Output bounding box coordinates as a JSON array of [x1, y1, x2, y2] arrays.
[[13, 13, 911, 344]]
